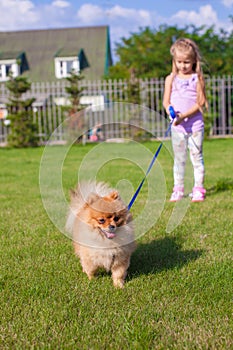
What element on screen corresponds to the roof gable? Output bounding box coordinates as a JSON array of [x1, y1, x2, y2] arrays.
[[0, 51, 29, 74], [54, 48, 89, 70]]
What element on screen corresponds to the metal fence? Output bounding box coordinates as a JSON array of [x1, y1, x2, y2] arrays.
[[0, 75, 232, 145]]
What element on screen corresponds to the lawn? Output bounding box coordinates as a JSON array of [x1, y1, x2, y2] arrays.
[[0, 138, 232, 349]]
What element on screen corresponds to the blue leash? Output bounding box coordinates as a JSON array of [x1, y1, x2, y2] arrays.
[[127, 107, 176, 210]]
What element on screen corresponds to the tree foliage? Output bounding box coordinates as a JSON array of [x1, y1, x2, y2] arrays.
[[65, 69, 85, 115], [6, 75, 38, 148], [108, 22, 233, 79], [64, 69, 86, 139]]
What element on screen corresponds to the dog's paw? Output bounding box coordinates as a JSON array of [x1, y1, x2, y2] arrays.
[[113, 278, 125, 289], [86, 272, 96, 280], [82, 268, 96, 280]]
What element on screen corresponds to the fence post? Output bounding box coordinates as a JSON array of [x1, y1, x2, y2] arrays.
[[221, 77, 226, 135]]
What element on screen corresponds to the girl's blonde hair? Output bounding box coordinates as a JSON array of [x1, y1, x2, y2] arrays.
[[170, 38, 208, 110]]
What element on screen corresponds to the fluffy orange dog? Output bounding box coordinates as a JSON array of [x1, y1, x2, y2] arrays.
[[66, 181, 136, 288]]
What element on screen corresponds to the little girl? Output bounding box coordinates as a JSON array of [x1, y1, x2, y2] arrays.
[[163, 38, 208, 202]]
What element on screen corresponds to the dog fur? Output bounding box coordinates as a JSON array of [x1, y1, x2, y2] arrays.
[[66, 181, 136, 288]]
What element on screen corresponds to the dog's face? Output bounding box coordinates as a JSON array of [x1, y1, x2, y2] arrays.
[[81, 190, 130, 239]]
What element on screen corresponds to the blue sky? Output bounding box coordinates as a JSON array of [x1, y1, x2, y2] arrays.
[[0, 0, 232, 61]]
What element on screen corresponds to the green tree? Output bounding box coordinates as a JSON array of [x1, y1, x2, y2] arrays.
[[64, 69, 86, 140], [108, 23, 233, 79], [6, 75, 38, 148], [124, 68, 141, 104], [65, 69, 85, 116], [108, 26, 185, 79]]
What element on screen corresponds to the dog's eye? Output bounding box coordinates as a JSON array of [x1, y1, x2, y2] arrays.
[[98, 218, 105, 224], [114, 216, 119, 222]]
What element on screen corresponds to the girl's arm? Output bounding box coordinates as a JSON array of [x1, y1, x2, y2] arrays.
[[174, 103, 200, 125], [163, 75, 173, 114]]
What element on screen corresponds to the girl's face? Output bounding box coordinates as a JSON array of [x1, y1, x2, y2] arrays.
[[174, 49, 194, 75]]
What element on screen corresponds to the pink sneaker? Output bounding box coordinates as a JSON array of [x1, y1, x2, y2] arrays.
[[169, 186, 184, 202], [192, 187, 206, 202]]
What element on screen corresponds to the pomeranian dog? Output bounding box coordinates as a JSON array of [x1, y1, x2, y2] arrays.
[[66, 181, 136, 288]]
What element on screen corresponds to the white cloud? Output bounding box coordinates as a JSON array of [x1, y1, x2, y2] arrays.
[[52, 0, 70, 8], [172, 5, 218, 27], [76, 4, 105, 24], [107, 5, 151, 23], [76, 4, 152, 27], [0, 0, 39, 30], [221, 0, 233, 7]]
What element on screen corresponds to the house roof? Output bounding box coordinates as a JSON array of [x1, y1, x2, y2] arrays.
[[0, 51, 24, 60], [0, 26, 113, 82]]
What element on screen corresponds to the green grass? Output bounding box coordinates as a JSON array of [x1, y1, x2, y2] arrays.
[[0, 139, 233, 349]]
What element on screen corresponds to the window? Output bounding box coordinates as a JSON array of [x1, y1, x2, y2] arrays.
[[0, 60, 19, 81], [54, 57, 80, 79]]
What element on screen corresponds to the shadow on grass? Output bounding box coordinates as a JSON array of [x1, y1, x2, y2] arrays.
[[129, 236, 203, 277], [206, 178, 233, 196]]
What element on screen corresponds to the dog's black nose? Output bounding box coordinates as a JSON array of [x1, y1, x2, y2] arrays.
[[109, 225, 116, 232]]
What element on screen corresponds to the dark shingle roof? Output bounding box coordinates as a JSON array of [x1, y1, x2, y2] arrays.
[[0, 26, 112, 82], [0, 51, 24, 60]]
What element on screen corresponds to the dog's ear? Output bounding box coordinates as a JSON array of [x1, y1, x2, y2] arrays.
[[126, 211, 133, 223], [109, 190, 119, 200], [86, 192, 99, 205]]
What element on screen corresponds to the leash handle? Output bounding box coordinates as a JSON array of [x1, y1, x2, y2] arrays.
[[168, 106, 176, 119]]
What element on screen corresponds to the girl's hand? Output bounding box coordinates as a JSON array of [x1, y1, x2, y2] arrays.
[[173, 113, 184, 126]]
